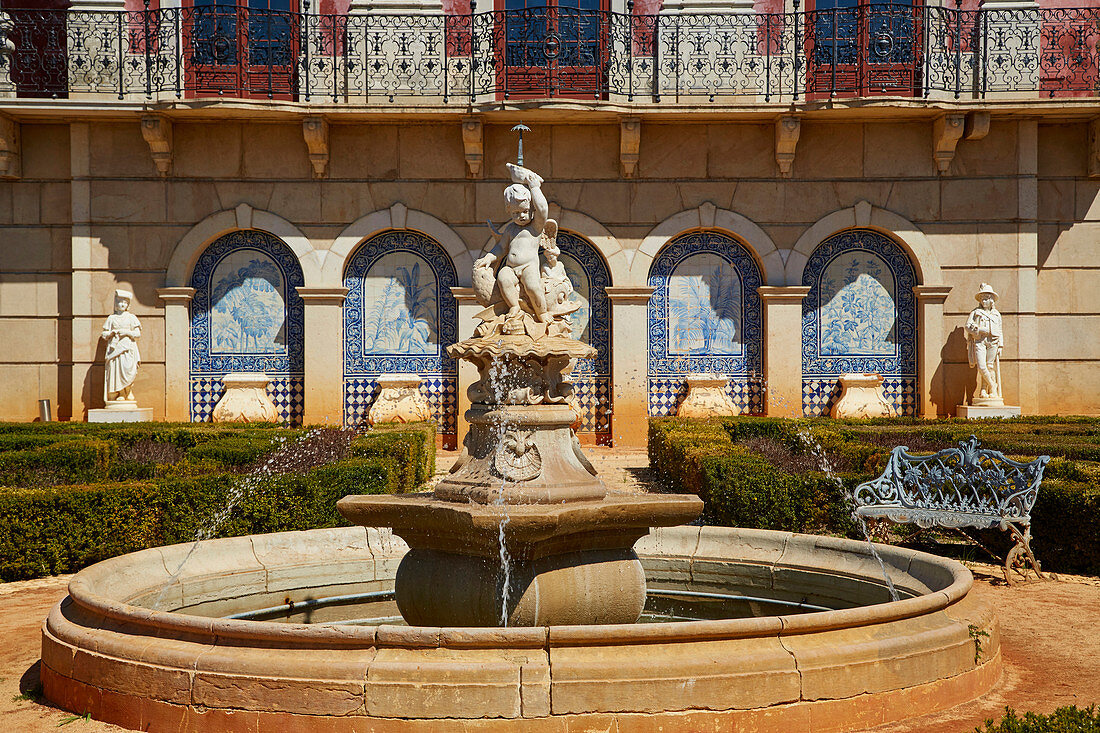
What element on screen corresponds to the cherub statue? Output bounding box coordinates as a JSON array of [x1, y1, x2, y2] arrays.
[[541, 239, 573, 310], [473, 163, 557, 323], [101, 289, 142, 405]]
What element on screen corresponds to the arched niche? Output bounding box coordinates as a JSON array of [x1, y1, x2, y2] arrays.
[[646, 229, 765, 416], [188, 229, 306, 424], [342, 229, 459, 442], [556, 231, 612, 439], [801, 228, 918, 416]]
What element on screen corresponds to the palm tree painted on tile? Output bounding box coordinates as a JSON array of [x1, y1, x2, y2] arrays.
[[668, 254, 742, 356], [363, 255, 439, 355], [210, 256, 286, 353], [819, 252, 896, 356]]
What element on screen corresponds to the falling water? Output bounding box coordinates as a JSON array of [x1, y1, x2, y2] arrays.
[[154, 425, 358, 609], [790, 423, 901, 603], [486, 346, 514, 626]]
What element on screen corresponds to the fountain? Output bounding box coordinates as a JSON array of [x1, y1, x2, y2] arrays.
[[39, 137, 1002, 731], [336, 156, 701, 627]]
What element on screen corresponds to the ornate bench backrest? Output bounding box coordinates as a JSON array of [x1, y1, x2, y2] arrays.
[[853, 435, 1049, 526]]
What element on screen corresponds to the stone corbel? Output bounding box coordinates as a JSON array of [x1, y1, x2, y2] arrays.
[[302, 117, 329, 179], [620, 117, 641, 178], [461, 117, 483, 179], [140, 115, 172, 177], [1089, 118, 1100, 179], [0, 113, 19, 179], [775, 116, 800, 178], [964, 111, 990, 141], [932, 114, 966, 174]]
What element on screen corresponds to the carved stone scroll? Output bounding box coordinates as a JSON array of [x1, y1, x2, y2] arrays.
[[775, 116, 800, 178], [620, 117, 641, 178], [0, 113, 19, 179], [933, 114, 966, 174], [140, 116, 172, 177], [303, 117, 329, 178], [462, 117, 484, 178]]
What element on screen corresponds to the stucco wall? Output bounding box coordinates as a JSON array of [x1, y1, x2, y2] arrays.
[[0, 115, 1096, 429]]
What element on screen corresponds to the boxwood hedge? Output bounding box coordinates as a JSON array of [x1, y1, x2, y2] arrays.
[[0, 422, 434, 581], [649, 416, 1100, 577]]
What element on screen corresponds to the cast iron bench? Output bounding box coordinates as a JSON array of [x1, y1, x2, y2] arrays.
[[853, 435, 1049, 585]]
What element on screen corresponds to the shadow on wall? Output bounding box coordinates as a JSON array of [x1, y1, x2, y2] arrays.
[[80, 338, 109, 421], [931, 326, 970, 415]]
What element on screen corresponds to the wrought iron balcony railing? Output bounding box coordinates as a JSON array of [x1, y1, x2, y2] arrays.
[[0, 5, 1098, 103]]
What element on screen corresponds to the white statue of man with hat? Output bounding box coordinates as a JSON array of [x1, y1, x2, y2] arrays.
[[100, 289, 142, 407], [964, 283, 1003, 405]]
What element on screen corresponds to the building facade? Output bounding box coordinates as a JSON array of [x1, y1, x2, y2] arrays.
[[1, 0, 1098, 445]]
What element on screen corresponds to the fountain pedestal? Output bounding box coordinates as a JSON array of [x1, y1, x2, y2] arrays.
[[338, 336, 702, 627]]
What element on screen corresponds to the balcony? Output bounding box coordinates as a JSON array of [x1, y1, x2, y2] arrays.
[[0, 4, 1098, 105]]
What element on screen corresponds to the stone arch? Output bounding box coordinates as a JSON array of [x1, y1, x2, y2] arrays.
[[187, 229, 307, 424], [166, 204, 322, 287], [799, 228, 919, 417], [634, 202, 781, 286], [341, 229, 460, 445], [326, 204, 473, 287], [786, 202, 940, 286], [646, 229, 766, 417]]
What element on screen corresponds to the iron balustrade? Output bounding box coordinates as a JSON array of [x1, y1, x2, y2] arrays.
[[0, 4, 1098, 102]]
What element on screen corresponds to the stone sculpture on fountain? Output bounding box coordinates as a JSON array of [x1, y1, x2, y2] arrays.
[[338, 132, 702, 627]]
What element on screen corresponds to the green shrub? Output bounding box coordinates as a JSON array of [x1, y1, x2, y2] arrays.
[[977, 705, 1100, 732], [0, 424, 433, 581], [0, 438, 116, 488]]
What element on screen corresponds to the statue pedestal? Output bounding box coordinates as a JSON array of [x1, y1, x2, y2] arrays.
[[213, 373, 279, 423], [676, 373, 740, 418], [957, 404, 1022, 419], [831, 373, 893, 419], [88, 406, 153, 423]]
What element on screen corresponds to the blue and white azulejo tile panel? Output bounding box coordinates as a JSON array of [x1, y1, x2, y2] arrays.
[[647, 230, 765, 417], [342, 229, 459, 438], [801, 228, 918, 417], [188, 229, 305, 424], [557, 232, 612, 437]]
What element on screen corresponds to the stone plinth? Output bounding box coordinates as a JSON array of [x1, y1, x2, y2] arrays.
[[212, 372, 278, 423], [677, 373, 740, 418], [957, 404, 1023, 419], [87, 406, 152, 423], [831, 372, 893, 419], [368, 373, 431, 425]]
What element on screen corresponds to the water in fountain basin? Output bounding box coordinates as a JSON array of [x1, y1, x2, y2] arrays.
[[154, 425, 359, 610]]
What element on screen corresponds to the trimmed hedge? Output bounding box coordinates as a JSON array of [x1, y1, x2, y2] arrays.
[[977, 705, 1100, 732], [0, 422, 434, 581], [650, 416, 1100, 576]]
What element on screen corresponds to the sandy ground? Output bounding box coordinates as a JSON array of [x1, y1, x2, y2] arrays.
[[1, 447, 1097, 732]]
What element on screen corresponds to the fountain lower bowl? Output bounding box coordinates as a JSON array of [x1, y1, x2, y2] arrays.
[[42, 526, 1000, 732]]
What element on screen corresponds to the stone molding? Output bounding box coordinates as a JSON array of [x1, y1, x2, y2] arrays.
[[156, 286, 196, 304], [635, 203, 781, 286], [757, 285, 811, 303], [787, 202, 940, 285], [327, 203, 473, 287], [450, 286, 478, 303], [140, 115, 171, 177], [166, 205, 322, 287], [605, 286, 654, 304], [295, 286, 349, 305], [913, 284, 953, 304]]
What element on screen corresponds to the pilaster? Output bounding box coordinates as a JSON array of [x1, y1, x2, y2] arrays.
[[296, 287, 349, 425], [913, 285, 952, 418], [1015, 119, 1039, 413], [157, 287, 196, 422], [758, 286, 810, 418], [451, 287, 481, 448], [606, 286, 653, 447], [70, 123, 93, 421]]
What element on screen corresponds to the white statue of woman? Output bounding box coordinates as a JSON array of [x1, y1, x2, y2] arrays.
[[101, 289, 142, 405]]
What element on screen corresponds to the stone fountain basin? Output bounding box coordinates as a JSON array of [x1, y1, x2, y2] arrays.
[[41, 526, 1000, 732]]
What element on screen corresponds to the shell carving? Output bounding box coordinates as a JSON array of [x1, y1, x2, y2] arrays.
[[493, 430, 542, 482]]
